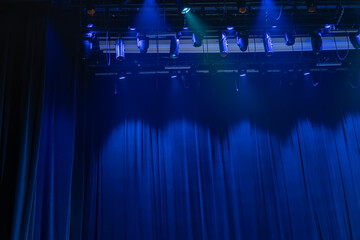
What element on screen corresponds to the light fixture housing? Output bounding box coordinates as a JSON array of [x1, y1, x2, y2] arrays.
[[307, 0, 317, 13], [285, 31, 295, 46], [350, 33, 360, 49], [137, 33, 149, 54], [219, 32, 229, 57], [264, 32, 273, 56], [170, 32, 182, 59], [116, 39, 125, 61], [236, 32, 249, 52], [311, 32, 323, 54], [237, 1, 248, 14], [192, 32, 204, 47]]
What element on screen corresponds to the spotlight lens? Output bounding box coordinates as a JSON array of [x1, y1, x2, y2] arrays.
[[227, 27, 234, 31], [171, 75, 177, 79], [119, 76, 126, 80], [129, 27, 136, 31], [87, 9, 96, 15], [240, 73, 246, 77], [181, 7, 191, 15], [183, 27, 189, 30], [239, 7, 247, 14], [308, 5, 317, 13], [304, 72, 310, 76]]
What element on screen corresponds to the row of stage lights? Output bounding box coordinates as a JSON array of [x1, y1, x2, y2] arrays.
[[178, 0, 318, 16], [112, 30, 360, 62]]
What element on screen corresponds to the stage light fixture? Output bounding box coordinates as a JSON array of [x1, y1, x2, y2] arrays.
[[82, 40, 92, 60], [219, 32, 229, 58], [170, 32, 182, 59], [311, 32, 323, 54], [236, 32, 248, 52], [307, 0, 317, 13], [285, 31, 295, 46], [116, 39, 125, 61], [192, 32, 204, 47], [240, 70, 247, 77], [181, 7, 191, 15], [349, 33, 360, 49], [137, 33, 149, 54], [179, 1, 191, 15], [264, 33, 273, 57], [237, 1, 248, 14]]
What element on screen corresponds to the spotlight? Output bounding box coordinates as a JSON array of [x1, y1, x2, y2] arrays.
[[219, 32, 228, 58], [240, 70, 247, 77], [179, 1, 191, 15], [170, 73, 178, 79], [129, 27, 136, 31], [236, 32, 248, 52], [304, 71, 310, 76], [137, 33, 149, 54], [87, 23, 93, 28], [192, 32, 204, 47], [119, 75, 126, 80], [237, 1, 248, 14], [307, 0, 317, 13], [227, 27, 234, 31], [170, 32, 181, 59], [349, 33, 360, 49], [116, 39, 125, 61], [285, 31, 295, 46], [87, 5, 96, 15], [181, 7, 191, 15], [264, 33, 273, 56], [82, 40, 92, 60], [311, 32, 323, 54]]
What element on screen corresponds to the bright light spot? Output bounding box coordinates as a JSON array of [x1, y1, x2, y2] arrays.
[[181, 7, 191, 15], [304, 72, 310, 76], [119, 76, 126, 80], [171, 75, 177, 79], [87, 24, 93, 28], [129, 27, 136, 31], [227, 27, 234, 31], [240, 73, 246, 77]]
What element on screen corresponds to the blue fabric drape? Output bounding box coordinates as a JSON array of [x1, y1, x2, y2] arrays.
[[74, 76, 360, 240]]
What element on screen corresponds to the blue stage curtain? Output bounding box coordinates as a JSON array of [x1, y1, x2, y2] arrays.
[[0, 6, 78, 239], [73, 77, 360, 240]]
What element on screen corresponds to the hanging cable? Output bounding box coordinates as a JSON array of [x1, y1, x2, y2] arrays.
[[334, 34, 349, 61], [106, 31, 111, 66], [276, 0, 283, 21]]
